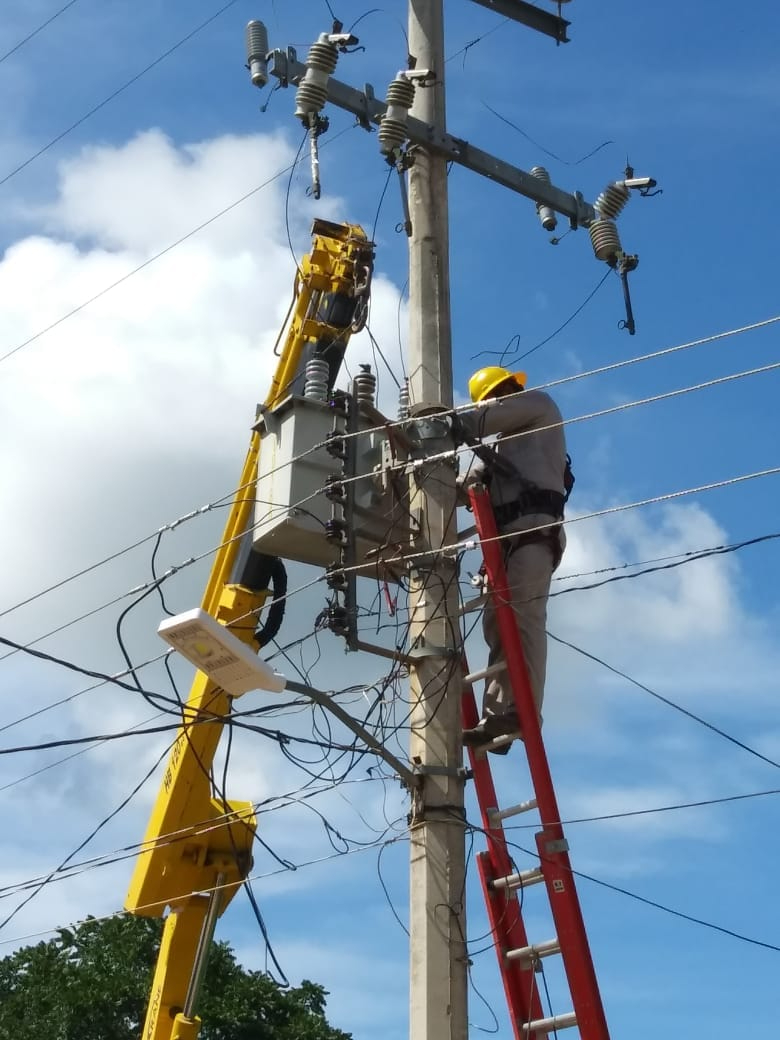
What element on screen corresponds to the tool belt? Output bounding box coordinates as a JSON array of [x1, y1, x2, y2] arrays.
[[493, 489, 565, 527]]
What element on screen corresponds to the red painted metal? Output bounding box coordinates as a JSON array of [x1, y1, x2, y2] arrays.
[[465, 484, 611, 1040], [462, 678, 545, 1037]]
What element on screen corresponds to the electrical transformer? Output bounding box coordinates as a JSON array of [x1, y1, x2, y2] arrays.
[[252, 389, 411, 580]]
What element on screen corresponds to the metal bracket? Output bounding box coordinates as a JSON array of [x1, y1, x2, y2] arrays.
[[406, 642, 459, 660], [413, 762, 471, 780], [467, 0, 570, 43]]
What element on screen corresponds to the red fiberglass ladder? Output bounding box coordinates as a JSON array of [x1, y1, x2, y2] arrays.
[[462, 484, 610, 1040]]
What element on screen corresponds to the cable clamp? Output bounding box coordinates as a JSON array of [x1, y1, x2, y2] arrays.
[[406, 643, 458, 660], [413, 763, 471, 781]]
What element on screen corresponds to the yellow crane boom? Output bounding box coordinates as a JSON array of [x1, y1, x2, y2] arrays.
[[124, 219, 374, 1040]]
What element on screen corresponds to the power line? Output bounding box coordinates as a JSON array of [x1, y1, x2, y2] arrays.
[[0, 0, 82, 65], [0, 833, 410, 949], [4, 312, 776, 625], [550, 531, 780, 599], [0, 123, 352, 366], [482, 101, 613, 167], [538, 313, 780, 395], [548, 632, 780, 771], [503, 786, 780, 830], [0, 0, 242, 189], [466, 816, 780, 955]]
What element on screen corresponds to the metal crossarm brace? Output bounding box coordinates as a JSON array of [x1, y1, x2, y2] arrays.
[[467, 0, 570, 43], [466, 484, 611, 1040], [266, 51, 595, 227]]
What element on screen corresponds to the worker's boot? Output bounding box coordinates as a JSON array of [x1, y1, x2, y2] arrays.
[[462, 711, 521, 755]]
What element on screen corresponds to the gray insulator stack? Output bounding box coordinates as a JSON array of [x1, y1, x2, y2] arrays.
[[589, 219, 622, 263], [303, 357, 330, 401], [353, 365, 376, 407], [295, 34, 339, 119], [397, 380, 410, 420], [245, 20, 269, 88], [530, 166, 557, 232], [595, 181, 630, 220], [378, 75, 416, 157]]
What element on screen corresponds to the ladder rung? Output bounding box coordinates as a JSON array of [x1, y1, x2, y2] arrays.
[[506, 937, 560, 964], [488, 798, 537, 822], [522, 1012, 577, 1034], [463, 663, 505, 685], [491, 867, 544, 891]]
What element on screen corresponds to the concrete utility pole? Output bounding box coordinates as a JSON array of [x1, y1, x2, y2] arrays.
[[405, 4, 468, 1040]]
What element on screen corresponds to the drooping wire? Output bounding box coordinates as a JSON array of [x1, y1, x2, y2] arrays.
[[483, 102, 614, 167], [514, 268, 613, 361]]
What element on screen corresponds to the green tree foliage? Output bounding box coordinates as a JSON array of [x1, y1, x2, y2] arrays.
[[0, 914, 351, 1040]]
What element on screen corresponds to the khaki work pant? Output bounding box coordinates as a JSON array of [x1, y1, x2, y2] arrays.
[[481, 537, 555, 720]]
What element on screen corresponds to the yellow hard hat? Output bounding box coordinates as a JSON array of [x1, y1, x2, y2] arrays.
[[468, 366, 527, 403]]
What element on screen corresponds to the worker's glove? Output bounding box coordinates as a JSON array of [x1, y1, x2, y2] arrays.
[[449, 411, 474, 447]]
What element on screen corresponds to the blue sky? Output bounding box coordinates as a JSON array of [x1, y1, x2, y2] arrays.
[[1, 1, 779, 1038]]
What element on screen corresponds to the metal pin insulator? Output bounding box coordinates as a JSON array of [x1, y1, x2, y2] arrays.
[[530, 166, 557, 232]]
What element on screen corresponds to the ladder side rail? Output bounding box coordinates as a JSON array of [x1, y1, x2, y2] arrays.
[[476, 852, 546, 1040], [468, 484, 611, 1040], [463, 663, 546, 1035]]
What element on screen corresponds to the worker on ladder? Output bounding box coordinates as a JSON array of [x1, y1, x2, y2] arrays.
[[458, 366, 570, 753]]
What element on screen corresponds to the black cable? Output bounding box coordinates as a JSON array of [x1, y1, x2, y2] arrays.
[[115, 579, 176, 707], [284, 129, 310, 274], [0, 0, 81, 64], [548, 632, 780, 771], [150, 530, 176, 617], [0, 634, 182, 711], [501, 786, 780, 830], [514, 268, 612, 362], [468, 815, 780, 954], [0, 742, 170, 933], [550, 531, 780, 599], [0, 0, 242, 189], [370, 164, 394, 242], [482, 102, 614, 167]]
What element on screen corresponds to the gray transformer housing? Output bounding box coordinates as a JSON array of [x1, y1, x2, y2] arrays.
[[252, 395, 411, 580]]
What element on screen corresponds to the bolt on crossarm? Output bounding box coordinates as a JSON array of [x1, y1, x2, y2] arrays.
[[124, 220, 374, 1040]]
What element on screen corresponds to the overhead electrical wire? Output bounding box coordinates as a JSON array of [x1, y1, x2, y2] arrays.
[[0, 0, 243, 189], [0, 743, 171, 933], [550, 531, 780, 598], [547, 632, 780, 771], [0, 833, 411, 950], [3, 311, 776, 628], [463, 813, 780, 954], [0, 0, 82, 65], [482, 101, 613, 167], [12, 345, 780, 664], [0, 123, 354, 366], [501, 786, 780, 830]]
